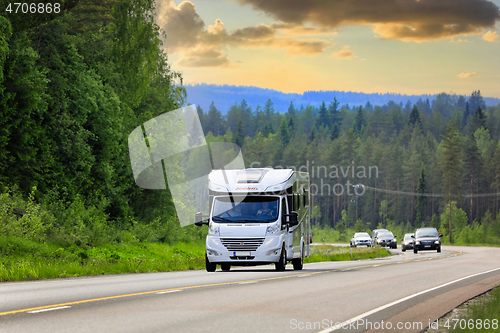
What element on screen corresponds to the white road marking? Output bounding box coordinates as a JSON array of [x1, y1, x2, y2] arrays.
[[156, 290, 182, 294], [28, 306, 71, 314], [318, 267, 500, 333]]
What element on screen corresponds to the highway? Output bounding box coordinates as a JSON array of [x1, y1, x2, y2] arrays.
[[1, 245, 500, 333]]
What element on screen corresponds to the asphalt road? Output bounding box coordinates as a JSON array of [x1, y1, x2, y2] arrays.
[[1, 245, 500, 333]]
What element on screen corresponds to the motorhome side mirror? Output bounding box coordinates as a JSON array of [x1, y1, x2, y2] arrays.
[[411, 235, 415, 238], [288, 211, 298, 226], [194, 212, 208, 226]]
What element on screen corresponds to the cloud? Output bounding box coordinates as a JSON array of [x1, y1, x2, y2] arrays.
[[235, 0, 500, 41], [458, 72, 475, 78], [483, 30, 499, 42], [156, 1, 205, 52], [332, 45, 354, 59], [178, 48, 232, 68], [156, 1, 330, 67]]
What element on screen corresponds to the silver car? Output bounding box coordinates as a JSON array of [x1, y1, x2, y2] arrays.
[[401, 233, 414, 252], [350, 232, 372, 247]]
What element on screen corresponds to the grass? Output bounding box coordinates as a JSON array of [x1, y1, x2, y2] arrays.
[[305, 244, 391, 263], [447, 286, 500, 333], [0, 236, 206, 281], [0, 235, 391, 282]]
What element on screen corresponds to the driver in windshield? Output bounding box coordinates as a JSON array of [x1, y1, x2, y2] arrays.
[[257, 202, 274, 216]]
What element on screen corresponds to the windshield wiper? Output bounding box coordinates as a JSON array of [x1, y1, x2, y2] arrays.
[[212, 215, 233, 222], [233, 219, 268, 223]]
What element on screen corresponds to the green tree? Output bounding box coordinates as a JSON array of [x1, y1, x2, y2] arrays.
[[463, 134, 482, 226], [408, 105, 422, 129], [233, 117, 245, 148], [315, 101, 329, 128], [278, 116, 290, 146], [439, 117, 463, 243], [415, 164, 427, 225]]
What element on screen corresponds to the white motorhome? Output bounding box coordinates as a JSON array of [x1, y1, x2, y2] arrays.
[[195, 168, 311, 272]]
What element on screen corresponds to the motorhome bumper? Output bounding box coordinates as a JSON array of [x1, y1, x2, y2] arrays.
[[206, 236, 282, 263]]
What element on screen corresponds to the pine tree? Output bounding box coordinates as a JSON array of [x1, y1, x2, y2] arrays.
[[206, 102, 223, 136], [330, 123, 340, 141], [233, 117, 245, 148], [415, 164, 427, 225], [278, 116, 290, 146], [462, 102, 471, 129], [329, 97, 341, 126], [355, 106, 366, 133], [408, 105, 422, 130], [463, 134, 482, 226], [315, 101, 329, 128], [439, 117, 463, 243], [468, 90, 486, 115]]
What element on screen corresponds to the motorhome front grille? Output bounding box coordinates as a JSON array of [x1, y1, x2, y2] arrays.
[[221, 238, 265, 251]]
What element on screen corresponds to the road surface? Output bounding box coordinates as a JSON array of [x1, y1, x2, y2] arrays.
[[1, 245, 499, 333]]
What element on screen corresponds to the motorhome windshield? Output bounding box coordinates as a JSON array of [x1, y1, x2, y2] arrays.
[[212, 196, 279, 223]]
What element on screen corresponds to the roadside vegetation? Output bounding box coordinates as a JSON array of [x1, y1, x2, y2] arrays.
[[448, 286, 500, 333], [304, 245, 390, 263]]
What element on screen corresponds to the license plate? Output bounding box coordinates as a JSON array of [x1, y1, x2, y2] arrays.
[[234, 251, 251, 256], [424, 245, 431, 248]]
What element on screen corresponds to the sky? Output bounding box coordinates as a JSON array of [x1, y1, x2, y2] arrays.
[[156, 0, 500, 98]]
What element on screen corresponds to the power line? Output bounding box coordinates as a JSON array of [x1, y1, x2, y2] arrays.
[[362, 185, 498, 198]]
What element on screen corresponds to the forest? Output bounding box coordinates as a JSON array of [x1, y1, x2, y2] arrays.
[[0, 0, 206, 248], [1, 0, 500, 253], [197, 91, 500, 244]]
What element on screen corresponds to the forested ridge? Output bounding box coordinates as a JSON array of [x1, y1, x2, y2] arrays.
[[198, 92, 500, 244]]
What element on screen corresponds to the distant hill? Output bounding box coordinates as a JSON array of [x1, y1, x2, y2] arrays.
[[184, 84, 500, 114]]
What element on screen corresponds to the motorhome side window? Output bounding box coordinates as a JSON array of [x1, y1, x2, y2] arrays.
[[287, 194, 293, 212], [212, 196, 279, 222]]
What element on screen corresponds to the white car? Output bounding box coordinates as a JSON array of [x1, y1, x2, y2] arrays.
[[350, 232, 372, 247]]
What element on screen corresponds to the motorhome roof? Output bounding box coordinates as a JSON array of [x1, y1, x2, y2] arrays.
[[209, 168, 305, 193]]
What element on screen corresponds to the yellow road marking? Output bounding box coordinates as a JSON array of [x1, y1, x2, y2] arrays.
[[0, 250, 462, 316]]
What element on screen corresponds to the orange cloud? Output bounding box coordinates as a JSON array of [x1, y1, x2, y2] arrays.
[[458, 72, 475, 78], [332, 45, 354, 59], [483, 31, 499, 42], [156, 0, 331, 68]]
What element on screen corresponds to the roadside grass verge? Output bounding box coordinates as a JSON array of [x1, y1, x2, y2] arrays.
[[0, 236, 206, 281], [1, 237, 391, 282], [305, 245, 391, 263], [448, 286, 500, 333]]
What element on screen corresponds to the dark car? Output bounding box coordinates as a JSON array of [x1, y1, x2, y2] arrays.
[[372, 228, 389, 245], [401, 233, 414, 252], [374, 231, 397, 249], [412, 227, 442, 253]]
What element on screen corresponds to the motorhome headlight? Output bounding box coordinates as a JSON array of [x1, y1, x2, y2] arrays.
[[266, 221, 280, 234], [209, 222, 220, 236]]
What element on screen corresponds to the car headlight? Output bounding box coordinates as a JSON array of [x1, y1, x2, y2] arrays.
[[266, 221, 280, 234], [415, 241, 420, 245], [209, 222, 220, 236], [434, 240, 440, 244]]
